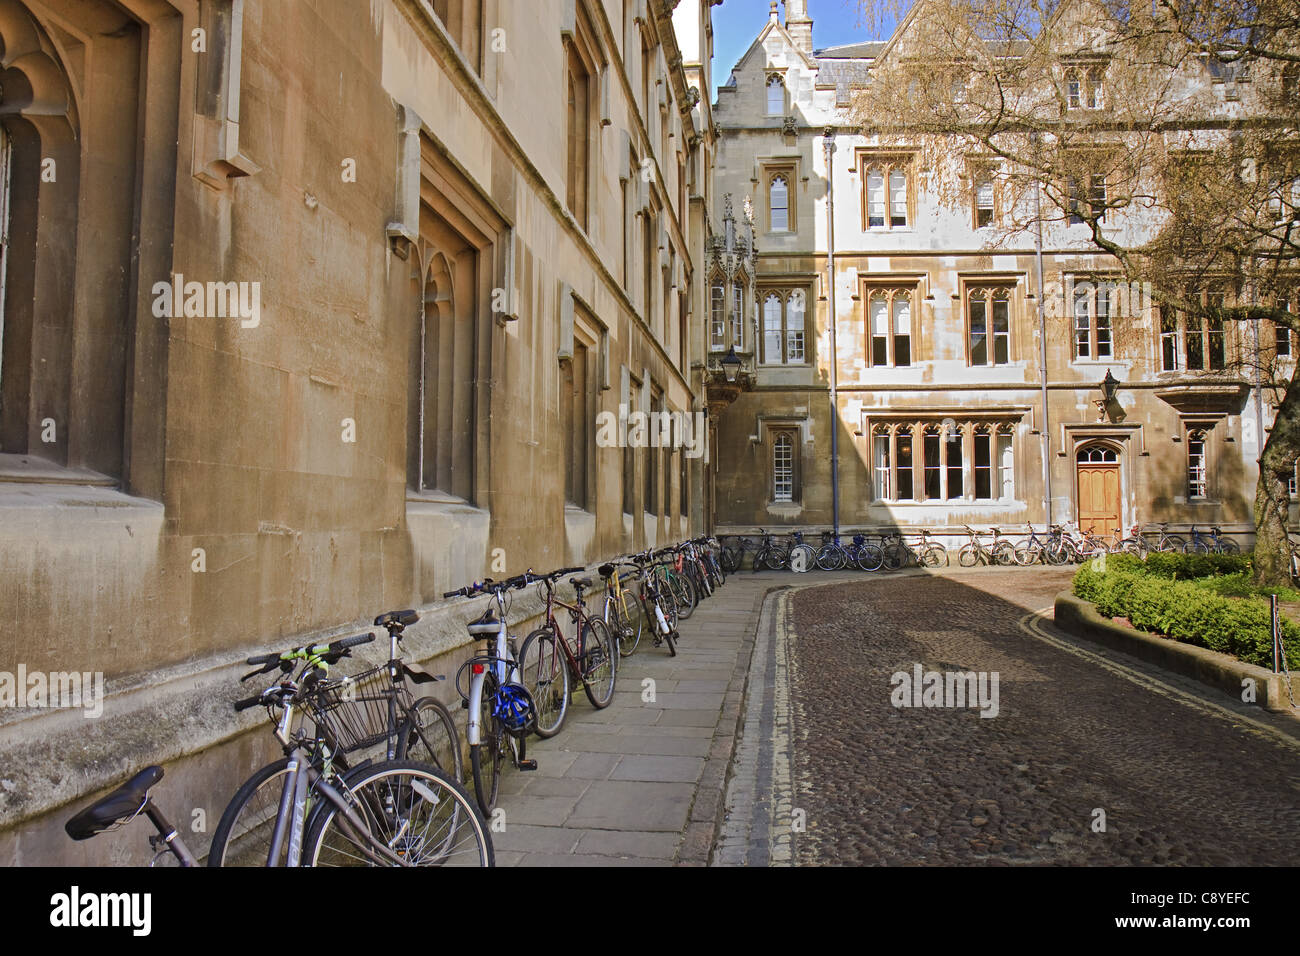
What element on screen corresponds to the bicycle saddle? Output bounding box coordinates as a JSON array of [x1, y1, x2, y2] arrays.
[[65, 766, 164, 840], [597, 564, 616, 578], [375, 609, 419, 629], [466, 608, 500, 635], [569, 576, 593, 589]]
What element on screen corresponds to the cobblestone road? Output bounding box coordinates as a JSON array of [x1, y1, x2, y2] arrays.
[[781, 569, 1300, 865]]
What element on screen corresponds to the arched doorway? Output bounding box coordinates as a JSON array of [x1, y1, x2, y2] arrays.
[[1076, 442, 1121, 536]]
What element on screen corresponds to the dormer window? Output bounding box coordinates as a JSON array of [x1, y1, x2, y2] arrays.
[[1065, 66, 1103, 109]]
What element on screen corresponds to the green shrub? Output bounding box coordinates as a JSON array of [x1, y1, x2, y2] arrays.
[[1072, 564, 1300, 669], [1141, 551, 1252, 580]]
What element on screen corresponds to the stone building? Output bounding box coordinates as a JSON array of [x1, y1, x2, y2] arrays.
[[709, 0, 1294, 546], [0, 0, 717, 860]]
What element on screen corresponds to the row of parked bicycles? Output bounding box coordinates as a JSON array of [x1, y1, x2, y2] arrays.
[[718, 523, 1242, 571], [64, 537, 730, 868]]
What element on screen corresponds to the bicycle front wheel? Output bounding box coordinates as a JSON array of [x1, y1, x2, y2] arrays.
[[208, 758, 295, 867], [856, 544, 885, 572], [517, 628, 569, 738], [921, 545, 948, 568], [789, 544, 817, 573], [304, 760, 493, 867], [990, 541, 1017, 566], [398, 696, 464, 783], [579, 618, 617, 709], [816, 545, 847, 571], [1013, 543, 1040, 566], [667, 570, 697, 619]]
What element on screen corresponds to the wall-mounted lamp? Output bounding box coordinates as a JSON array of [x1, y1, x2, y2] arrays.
[[720, 346, 741, 383]]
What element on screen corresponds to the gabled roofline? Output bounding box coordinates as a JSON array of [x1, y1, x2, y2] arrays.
[[725, 10, 818, 80]]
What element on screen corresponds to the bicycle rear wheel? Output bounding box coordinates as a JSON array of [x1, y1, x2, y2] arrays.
[[304, 760, 492, 867], [397, 696, 464, 783], [608, 592, 642, 658], [579, 618, 617, 709], [517, 628, 569, 739]]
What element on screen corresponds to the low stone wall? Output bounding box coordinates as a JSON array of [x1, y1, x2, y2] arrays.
[[1053, 591, 1295, 714], [0, 587, 555, 865]]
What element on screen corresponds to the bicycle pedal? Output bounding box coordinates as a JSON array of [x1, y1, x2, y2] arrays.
[[518, 759, 538, 771]]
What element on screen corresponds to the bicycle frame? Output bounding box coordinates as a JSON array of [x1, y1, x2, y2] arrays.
[[263, 689, 409, 867], [537, 580, 598, 679]]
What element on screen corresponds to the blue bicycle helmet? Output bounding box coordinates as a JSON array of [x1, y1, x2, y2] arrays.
[[493, 683, 537, 737]]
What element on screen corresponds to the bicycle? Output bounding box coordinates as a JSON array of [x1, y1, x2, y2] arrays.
[[207, 611, 462, 866], [517, 569, 618, 739], [1186, 525, 1241, 554], [655, 547, 699, 619], [959, 525, 1016, 567], [816, 531, 851, 571], [599, 560, 644, 657], [1013, 525, 1063, 566], [1209, 526, 1241, 553], [788, 531, 817, 573], [444, 574, 541, 819], [846, 532, 885, 571], [752, 529, 789, 571], [622, 551, 680, 656], [206, 632, 492, 866]]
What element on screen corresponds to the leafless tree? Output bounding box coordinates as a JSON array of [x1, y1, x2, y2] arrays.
[[852, 0, 1300, 583]]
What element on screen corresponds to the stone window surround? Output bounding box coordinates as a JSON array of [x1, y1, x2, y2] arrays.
[[958, 274, 1023, 367], [1067, 274, 1118, 363], [758, 286, 810, 366], [855, 148, 915, 231], [861, 280, 921, 368], [760, 159, 799, 235], [1157, 286, 1232, 373], [866, 417, 1018, 504]]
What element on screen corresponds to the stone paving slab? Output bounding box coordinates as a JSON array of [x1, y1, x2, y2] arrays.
[[491, 569, 865, 865]]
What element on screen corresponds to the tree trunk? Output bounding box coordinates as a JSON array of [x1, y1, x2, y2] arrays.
[[1253, 361, 1300, 588]]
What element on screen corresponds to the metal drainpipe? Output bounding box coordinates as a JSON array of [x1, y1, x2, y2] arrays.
[[1034, 175, 1052, 527], [824, 128, 840, 537]]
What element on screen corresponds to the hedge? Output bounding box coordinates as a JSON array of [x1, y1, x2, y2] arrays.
[[1072, 559, 1300, 669]]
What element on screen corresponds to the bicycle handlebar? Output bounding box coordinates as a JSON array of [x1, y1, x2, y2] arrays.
[[240, 632, 375, 682]]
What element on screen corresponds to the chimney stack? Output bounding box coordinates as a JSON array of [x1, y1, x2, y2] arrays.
[[784, 0, 813, 57]]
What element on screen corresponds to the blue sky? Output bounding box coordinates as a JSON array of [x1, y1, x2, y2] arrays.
[[710, 0, 899, 98]]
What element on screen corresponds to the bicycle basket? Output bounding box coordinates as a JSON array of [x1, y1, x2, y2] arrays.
[[304, 665, 403, 754]]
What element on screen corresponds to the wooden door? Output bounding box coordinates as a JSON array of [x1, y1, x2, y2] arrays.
[[1077, 460, 1121, 537]]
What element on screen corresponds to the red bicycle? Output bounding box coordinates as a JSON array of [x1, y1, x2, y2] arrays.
[[515, 569, 617, 739]]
